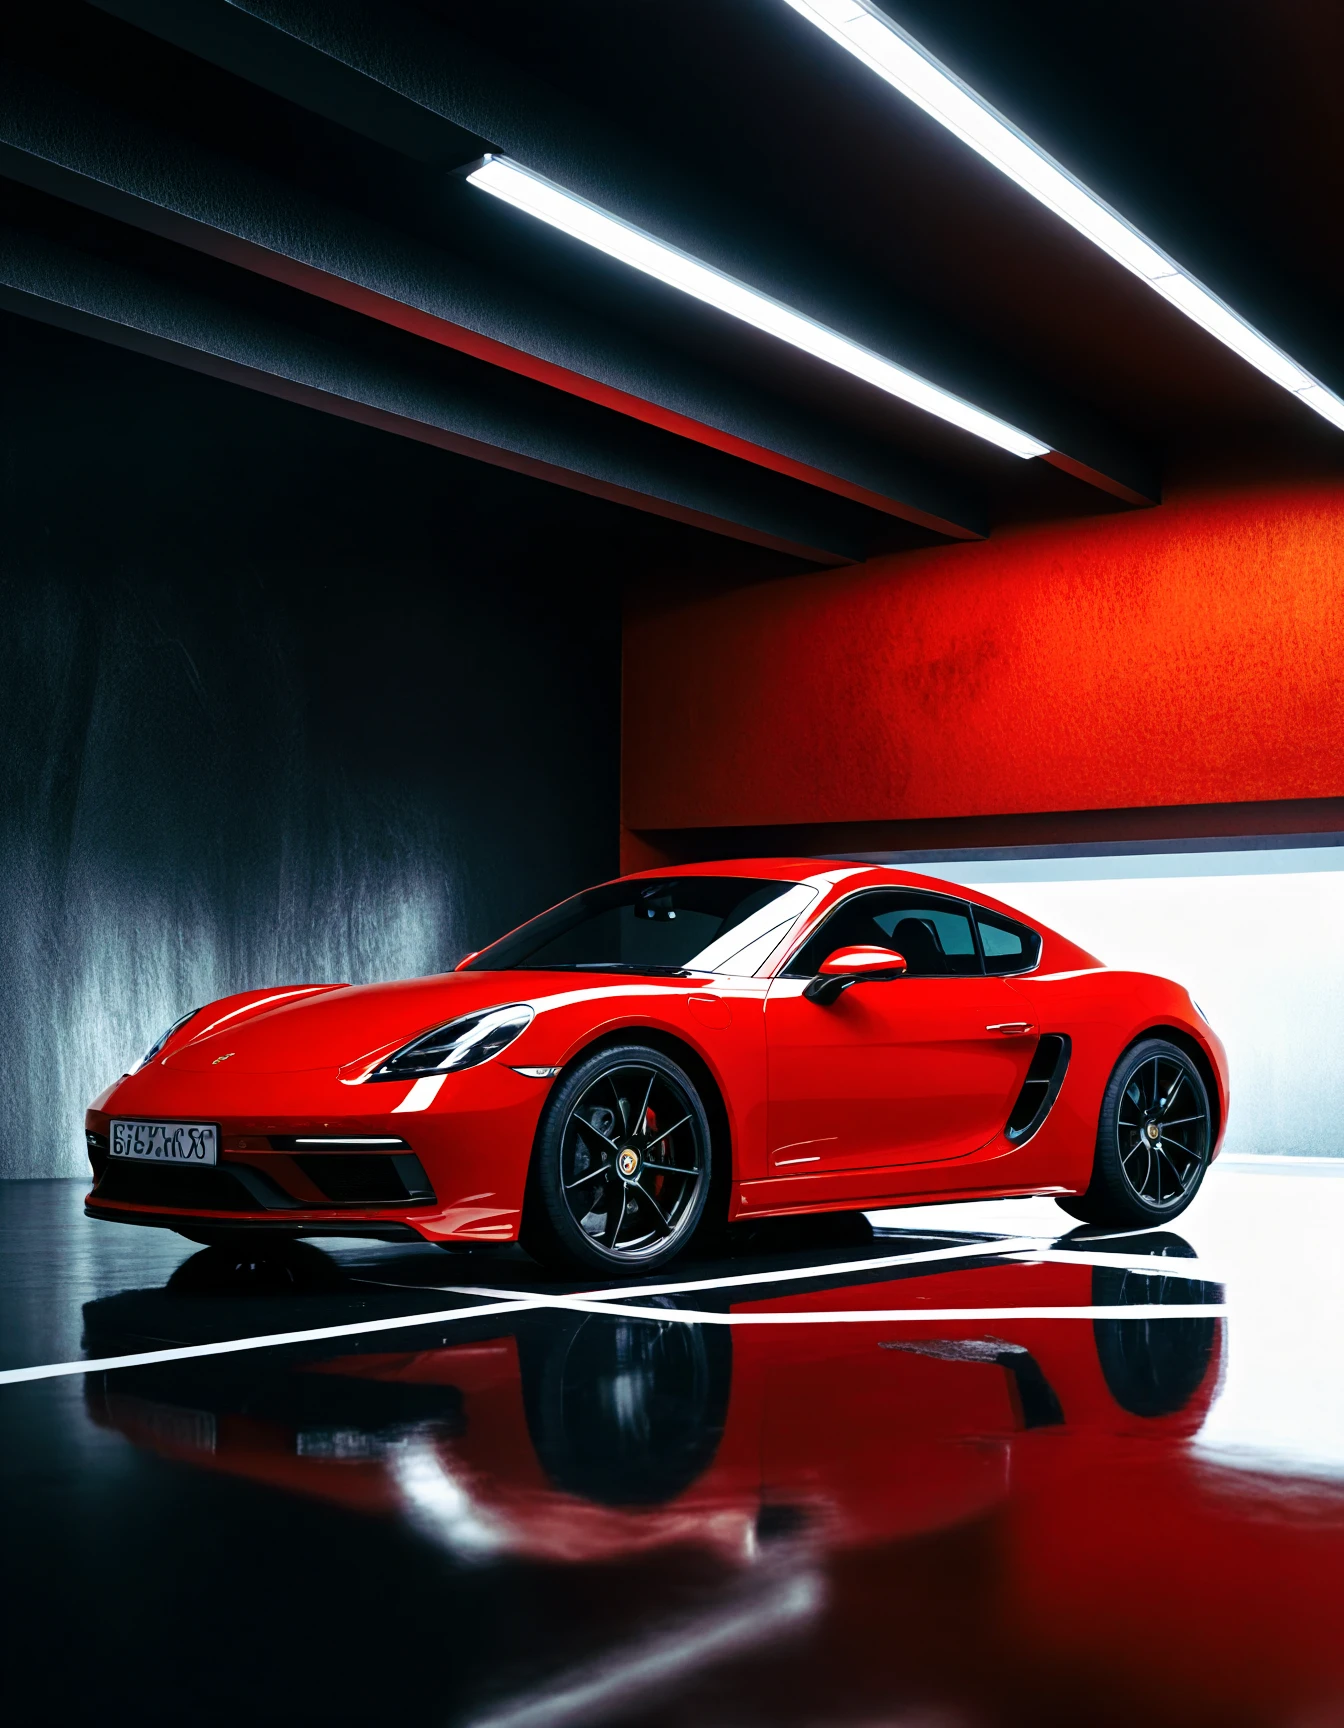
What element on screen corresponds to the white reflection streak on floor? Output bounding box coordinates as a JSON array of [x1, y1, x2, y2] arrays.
[[462, 1564, 823, 1728], [392, 1442, 512, 1562]]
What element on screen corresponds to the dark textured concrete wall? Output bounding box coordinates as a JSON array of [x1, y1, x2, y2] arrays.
[[0, 313, 622, 1177]]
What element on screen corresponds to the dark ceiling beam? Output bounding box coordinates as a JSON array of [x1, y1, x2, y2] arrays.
[[0, 61, 983, 543], [91, 0, 1159, 508], [0, 219, 886, 565], [30, 50, 986, 543]]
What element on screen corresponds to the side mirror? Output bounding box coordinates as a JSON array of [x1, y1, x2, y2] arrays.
[[803, 945, 908, 1005]]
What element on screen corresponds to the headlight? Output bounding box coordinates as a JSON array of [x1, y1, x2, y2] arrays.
[[1193, 1000, 1211, 1024], [133, 1008, 199, 1073], [368, 1005, 534, 1082]]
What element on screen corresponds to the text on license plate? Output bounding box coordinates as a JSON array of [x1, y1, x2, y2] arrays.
[[110, 1120, 218, 1166]]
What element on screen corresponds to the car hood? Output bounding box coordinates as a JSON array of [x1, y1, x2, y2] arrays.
[[159, 971, 680, 1074]]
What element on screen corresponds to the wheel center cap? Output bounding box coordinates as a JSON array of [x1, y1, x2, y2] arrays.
[[618, 1148, 640, 1178], [1146, 1121, 1161, 1141]]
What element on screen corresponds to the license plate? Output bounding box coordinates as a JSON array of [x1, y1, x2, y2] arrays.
[[110, 1119, 218, 1166]]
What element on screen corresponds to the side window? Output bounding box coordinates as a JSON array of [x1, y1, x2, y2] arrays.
[[786, 891, 981, 978], [974, 908, 1042, 975]]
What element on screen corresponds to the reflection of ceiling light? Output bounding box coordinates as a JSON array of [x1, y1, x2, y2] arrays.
[[782, 0, 1344, 430], [466, 154, 1049, 458], [393, 1443, 509, 1560], [466, 1567, 821, 1728]]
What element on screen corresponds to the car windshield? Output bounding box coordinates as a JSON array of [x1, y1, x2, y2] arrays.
[[466, 877, 818, 977]]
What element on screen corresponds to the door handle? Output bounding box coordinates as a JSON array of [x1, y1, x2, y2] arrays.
[[986, 1021, 1035, 1035]]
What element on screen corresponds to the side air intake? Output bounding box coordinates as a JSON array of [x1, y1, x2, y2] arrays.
[[1005, 1035, 1071, 1145]]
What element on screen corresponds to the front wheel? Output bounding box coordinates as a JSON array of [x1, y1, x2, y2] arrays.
[[1058, 1038, 1213, 1227], [524, 1044, 713, 1277]]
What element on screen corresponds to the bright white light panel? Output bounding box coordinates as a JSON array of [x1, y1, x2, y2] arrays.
[[782, 0, 1344, 430], [467, 154, 1049, 458]]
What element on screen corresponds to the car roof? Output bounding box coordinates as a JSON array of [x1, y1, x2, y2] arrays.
[[611, 858, 1104, 970], [621, 857, 979, 898]]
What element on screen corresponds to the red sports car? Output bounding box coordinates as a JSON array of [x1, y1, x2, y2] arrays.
[[83, 860, 1229, 1272]]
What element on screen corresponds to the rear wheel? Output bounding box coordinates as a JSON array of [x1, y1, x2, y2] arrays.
[[1058, 1038, 1212, 1226], [524, 1043, 712, 1277], [1091, 1235, 1219, 1416]]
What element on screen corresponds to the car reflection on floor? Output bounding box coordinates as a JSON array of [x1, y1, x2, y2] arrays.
[[84, 1240, 1219, 1563], [72, 1229, 1344, 1728]]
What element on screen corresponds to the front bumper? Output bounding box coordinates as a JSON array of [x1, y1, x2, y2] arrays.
[[84, 1202, 425, 1241], [84, 1058, 552, 1243]]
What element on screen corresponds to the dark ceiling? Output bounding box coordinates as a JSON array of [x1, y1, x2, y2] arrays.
[[0, 0, 1337, 570]]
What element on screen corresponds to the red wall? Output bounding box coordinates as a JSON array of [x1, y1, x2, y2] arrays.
[[622, 481, 1344, 855]]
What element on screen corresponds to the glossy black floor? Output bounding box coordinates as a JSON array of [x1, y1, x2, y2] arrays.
[[4, 1166, 1344, 1728]]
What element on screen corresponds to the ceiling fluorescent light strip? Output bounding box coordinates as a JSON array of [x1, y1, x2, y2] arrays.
[[467, 154, 1048, 459], [782, 0, 1344, 429]]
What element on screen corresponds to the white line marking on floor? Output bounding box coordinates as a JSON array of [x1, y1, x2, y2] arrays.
[[442, 1285, 1229, 1327], [0, 1238, 1222, 1390], [585, 1236, 1049, 1300], [1027, 1248, 1223, 1279], [0, 1297, 542, 1388], [870, 1230, 970, 1240], [1054, 1223, 1199, 1245], [356, 1239, 1219, 1303], [355, 1236, 1049, 1305]]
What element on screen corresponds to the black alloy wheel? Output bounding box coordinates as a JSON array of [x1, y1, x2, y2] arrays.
[[1058, 1038, 1213, 1226], [1114, 1049, 1211, 1208], [526, 1044, 712, 1275], [1090, 1234, 1219, 1418], [518, 1303, 732, 1505]]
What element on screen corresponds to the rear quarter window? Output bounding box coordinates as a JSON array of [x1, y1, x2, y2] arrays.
[[974, 908, 1042, 974]]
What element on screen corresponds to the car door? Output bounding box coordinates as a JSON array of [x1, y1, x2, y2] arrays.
[[765, 889, 1038, 1174]]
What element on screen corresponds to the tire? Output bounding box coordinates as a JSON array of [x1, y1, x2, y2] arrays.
[[1058, 1038, 1213, 1227], [1090, 1234, 1218, 1417], [517, 1303, 731, 1505], [523, 1043, 713, 1277]]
